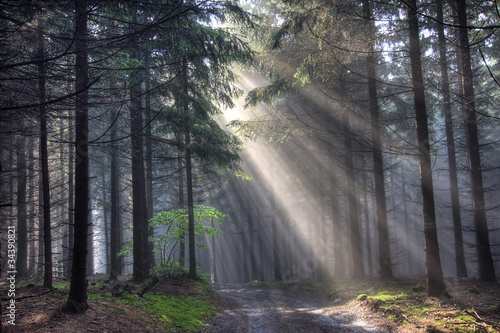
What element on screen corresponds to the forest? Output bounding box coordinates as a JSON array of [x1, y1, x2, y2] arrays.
[[1, 0, 500, 331]]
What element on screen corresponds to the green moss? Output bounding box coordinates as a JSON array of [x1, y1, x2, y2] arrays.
[[456, 314, 475, 323], [117, 291, 216, 331], [88, 293, 106, 300], [89, 282, 106, 290], [405, 305, 428, 316], [53, 282, 70, 290], [371, 291, 403, 302]]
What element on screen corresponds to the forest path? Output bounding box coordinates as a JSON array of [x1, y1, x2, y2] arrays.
[[205, 286, 389, 333]]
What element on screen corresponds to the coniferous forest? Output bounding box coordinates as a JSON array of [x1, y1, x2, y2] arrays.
[[1, 1, 500, 332]]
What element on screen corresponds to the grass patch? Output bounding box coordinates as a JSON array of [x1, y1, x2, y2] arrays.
[[88, 293, 106, 300], [53, 281, 70, 290], [117, 292, 216, 331], [456, 314, 475, 322], [405, 305, 428, 316]]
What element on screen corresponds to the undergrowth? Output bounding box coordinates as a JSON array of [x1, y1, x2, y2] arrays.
[[118, 292, 216, 331], [343, 277, 500, 332]]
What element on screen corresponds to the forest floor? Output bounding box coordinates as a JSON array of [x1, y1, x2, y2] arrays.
[[1, 275, 499, 332], [206, 276, 500, 332], [0, 274, 219, 332], [319, 276, 500, 332]]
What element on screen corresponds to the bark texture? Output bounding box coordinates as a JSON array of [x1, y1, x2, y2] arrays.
[[407, 0, 446, 297], [67, 0, 90, 312]]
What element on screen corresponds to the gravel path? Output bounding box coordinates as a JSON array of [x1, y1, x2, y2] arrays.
[[205, 287, 389, 333]]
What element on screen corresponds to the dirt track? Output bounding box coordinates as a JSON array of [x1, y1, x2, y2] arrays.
[[205, 286, 389, 333]]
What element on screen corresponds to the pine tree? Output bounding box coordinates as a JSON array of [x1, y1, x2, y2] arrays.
[[67, 0, 90, 313], [454, 0, 496, 283], [406, 0, 447, 297]]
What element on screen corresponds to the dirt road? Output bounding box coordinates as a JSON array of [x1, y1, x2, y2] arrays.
[[205, 286, 389, 332]]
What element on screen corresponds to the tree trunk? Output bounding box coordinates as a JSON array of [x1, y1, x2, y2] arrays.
[[330, 171, 343, 278], [454, 0, 496, 282], [101, 167, 109, 274], [236, 180, 257, 281], [177, 139, 186, 266], [436, 0, 467, 278], [87, 190, 94, 276], [60, 116, 69, 278], [270, 183, 282, 281], [38, 16, 53, 289], [16, 136, 28, 277], [67, 109, 74, 280], [406, 0, 447, 297], [28, 137, 36, 275], [258, 211, 265, 281], [180, 58, 197, 279], [318, 163, 328, 280], [363, 0, 392, 280], [38, 162, 44, 277], [401, 167, 412, 275], [341, 90, 364, 279], [185, 132, 196, 279], [109, 77, 121, 280], [130, 76, 149, 282], [361, 157, 373, 277], [144, 55, 155, 269], [67, 0, 90, 312], [239, 192, 249, 282]]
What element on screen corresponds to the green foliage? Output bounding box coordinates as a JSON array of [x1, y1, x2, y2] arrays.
[[189, 117, 243, 171], [119, 206, 225, 270], [150, 260, 189, 279], [117, 238, 133, 258], [244, 78, 289, 108], [149, 205, 225, 265]]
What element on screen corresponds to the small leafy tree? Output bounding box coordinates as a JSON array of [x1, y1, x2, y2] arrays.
[[148, 205, 225, 277]]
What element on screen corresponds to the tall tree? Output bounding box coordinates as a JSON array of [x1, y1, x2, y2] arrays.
[[144, 54, 155, 269], [61, 115, 70, 278], [16, 135, 28, 277], [177, 136, 186, 266], [342, 92, 364, 279], [38, 15, 53, 289], [109, 77, 122, 281], [180, 56, 198, 279], [436, 0, 467, 278], [185, 130, 196, 278], [363, 0, 392, 280], [406, 0, 446, 297], [130, 62, 149, 282], [270, 175, 282, 281], [67, 109, 74, 280], [330, 172, 344, 278], [454, 0, 496, 282], [67, 0, 90, 313]]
